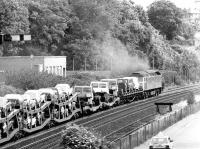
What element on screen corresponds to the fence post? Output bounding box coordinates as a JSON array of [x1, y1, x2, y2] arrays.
[[151, 122, 153, 137], [181, 108, 183, 120], [129, 135, 131, 149], [144, 125, 146, 141], [137, 130, 139, 146]]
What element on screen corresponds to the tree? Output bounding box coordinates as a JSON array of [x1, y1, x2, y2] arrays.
[[0, 0, 30, 56], [27, 0, 70, 55], [62, 0, 114, 70], [0, 0, 15, 32], [147, 0, 183, 40]]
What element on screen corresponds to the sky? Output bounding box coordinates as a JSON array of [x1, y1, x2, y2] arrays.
[[131, 0, 197, 10]]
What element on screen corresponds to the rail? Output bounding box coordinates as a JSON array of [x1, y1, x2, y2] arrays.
[[1, 84, 200, 149]]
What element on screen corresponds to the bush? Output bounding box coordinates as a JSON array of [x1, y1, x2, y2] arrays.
[[0, 84, 24, 96], [5, 70, 64, 90], [174, 75, 184, 86], [5, 70, 106, 90], [60, 123, 110, 149], [160, 70, 184, 86], [187, 92, 195, 105]]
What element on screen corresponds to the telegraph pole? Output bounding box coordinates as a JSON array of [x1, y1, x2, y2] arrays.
[[0, 30, 3, 45]]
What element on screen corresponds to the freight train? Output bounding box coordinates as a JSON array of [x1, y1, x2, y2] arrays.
[[0, 70, 163, 144]]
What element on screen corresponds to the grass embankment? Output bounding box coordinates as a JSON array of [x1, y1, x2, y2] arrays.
[[0, 85, 24, 96], [2, 69, 184, 92], [4, 70, 106, 90], [0, 70, 184, 93]]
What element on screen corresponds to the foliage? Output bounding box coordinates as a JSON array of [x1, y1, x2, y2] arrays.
[[60, 123, 110, 149], [147, 0, 183, 40], [0, 0, 200, 81], [0, 84, 24, 96], [0, 0, 29, 56], [187, 92, 195, 105], [160, 70, 184, 86], [4, 70, 106, 90]]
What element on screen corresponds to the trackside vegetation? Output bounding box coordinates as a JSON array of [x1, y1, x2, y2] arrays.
[[60, 124, 110, 149], [4, 69, 183, 91], [4, 70, 106, 90]]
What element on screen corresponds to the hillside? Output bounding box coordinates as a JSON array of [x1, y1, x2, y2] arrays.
[[0, 0, 199, 80]]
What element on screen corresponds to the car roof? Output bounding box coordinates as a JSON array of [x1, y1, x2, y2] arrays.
[[74, 86, 91, 88], [152, 132, 169, 139]]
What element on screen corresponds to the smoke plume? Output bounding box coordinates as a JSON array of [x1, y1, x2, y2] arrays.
[[93, 32, 149, 77]]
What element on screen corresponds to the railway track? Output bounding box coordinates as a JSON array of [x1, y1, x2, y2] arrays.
[[1, 83, 200, 149], [104, 91, 193, 142]]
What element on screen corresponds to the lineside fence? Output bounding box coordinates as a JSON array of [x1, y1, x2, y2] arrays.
[[109, 102, 200, 149]]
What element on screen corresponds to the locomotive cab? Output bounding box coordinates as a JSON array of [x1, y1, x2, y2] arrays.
[[123, 77, 140, 91]]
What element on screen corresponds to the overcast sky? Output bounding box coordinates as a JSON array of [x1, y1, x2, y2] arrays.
[[132, 0, 197, 10]]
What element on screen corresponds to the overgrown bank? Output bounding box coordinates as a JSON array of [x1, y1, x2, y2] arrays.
[[3, 69, 185, 92], [0, 0, 200, 78]]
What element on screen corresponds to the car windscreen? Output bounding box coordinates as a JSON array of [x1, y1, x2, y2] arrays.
[[152, 138, 168, 144], [83, 87, 91, 93]]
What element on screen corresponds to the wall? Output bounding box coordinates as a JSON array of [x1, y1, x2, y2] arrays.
[[0, 56, 44, 72], [0, 56, 67, 76], [65, 71, 111, 78]]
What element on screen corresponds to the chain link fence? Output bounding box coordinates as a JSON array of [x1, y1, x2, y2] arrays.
[[110, 102, 200, 149]]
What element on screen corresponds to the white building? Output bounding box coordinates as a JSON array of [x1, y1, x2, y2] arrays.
[[0, 56, 67, 77]]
